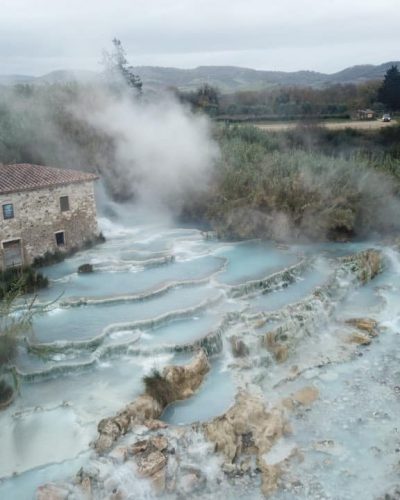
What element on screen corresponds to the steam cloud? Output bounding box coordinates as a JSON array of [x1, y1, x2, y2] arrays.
[[0, 80, 219, 220], [70, 89, 219, 211]]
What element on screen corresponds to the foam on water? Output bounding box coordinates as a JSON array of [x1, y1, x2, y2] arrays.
[[3, 217, 400, 500], [31, 286, 220, 343], [247, 258, 331, 313], [39, 254, 224, 302]]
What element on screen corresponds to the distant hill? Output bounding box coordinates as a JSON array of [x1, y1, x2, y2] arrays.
[[0, 74, 35, 85], [0, 61, 399, 93], [0, 70, 97, 87], [35, 69, 98, 84], [130, 66, 328, 92]]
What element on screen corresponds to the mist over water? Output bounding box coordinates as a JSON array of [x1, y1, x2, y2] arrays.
[[0, 80, 219, 219], [1, 53, 400, 500], [71, 88, 220, 211], [1, 209, 400, 499]]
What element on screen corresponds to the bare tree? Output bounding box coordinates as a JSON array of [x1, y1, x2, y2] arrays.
[[102, 38, 142, 94]]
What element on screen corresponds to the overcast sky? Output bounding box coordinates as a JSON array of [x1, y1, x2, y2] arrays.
[[1, 0, 399, 75]]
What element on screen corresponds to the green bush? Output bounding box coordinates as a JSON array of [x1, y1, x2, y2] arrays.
[[0, 267, 48, 300], [0, 379, 13, 405], [143, 369, 178, 407], [0, 333, 17, 365], [197, 125, 400, 241]]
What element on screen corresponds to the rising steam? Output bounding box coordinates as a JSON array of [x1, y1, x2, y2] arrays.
[[70, 88, 219, 211]]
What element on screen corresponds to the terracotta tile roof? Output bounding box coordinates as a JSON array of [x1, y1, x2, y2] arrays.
[[0, 163, 99, 195]]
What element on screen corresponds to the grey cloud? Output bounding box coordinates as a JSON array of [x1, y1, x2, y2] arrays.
[[0, 0, 398, 74]]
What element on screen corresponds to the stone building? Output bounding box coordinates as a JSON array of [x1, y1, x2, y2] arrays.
[[0, 163, 100, 269], [356, 109, 375, 120]]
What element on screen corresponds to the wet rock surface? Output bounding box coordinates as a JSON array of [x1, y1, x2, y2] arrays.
[[36, 483, 70, 500], [94, 350, 210, 453], [345, 317, 379, 335], [229, 335, 250, 357], [204, 392, 293, 496], [95, 394, 163, 453], [9, 229, 397, 500], [290, 386, 319, 407], [78, 263, 94, 274]]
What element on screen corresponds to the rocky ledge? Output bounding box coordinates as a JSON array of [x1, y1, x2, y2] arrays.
[[94, 350, 210, 453]]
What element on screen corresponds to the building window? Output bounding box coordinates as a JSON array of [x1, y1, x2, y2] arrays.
[[55, 231, 65, 246], [60, 196, 70, 212], [2, 203, 14, 220]]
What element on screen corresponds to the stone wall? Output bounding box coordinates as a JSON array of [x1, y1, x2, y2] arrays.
[[0, 181, 99, 269]]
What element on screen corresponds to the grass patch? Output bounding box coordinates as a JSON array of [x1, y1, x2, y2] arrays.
[[143, 369, 178, 408]]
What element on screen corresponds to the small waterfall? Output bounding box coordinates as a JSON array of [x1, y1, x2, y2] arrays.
[[1, 220, 398, 500]]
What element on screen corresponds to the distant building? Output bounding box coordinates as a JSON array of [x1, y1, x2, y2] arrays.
[[0, 163, 99, 269], [356, 109, 376, 120]]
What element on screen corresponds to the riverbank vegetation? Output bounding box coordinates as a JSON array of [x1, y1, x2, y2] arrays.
[[180, 123, 400, 241], [1, 62, 400, 242], [0, 286, 35, 406], [0, 267, 48, 300]]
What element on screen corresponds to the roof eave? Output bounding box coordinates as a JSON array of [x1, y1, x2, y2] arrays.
[[0, 175, 100, 197]]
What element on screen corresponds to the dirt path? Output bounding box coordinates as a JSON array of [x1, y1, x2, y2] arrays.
[[255, 120, 397, 132]]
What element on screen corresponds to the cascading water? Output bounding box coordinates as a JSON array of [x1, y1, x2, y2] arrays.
[[1, 215, 399, 500]]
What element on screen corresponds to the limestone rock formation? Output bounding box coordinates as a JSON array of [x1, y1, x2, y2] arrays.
[[261, 250, 383, 364], [36, 483, 70, 500], [341, 248, 382, 283], [347, 331, 372, 345], [95, 394, 163, 453], [263, 330, 289, 363], [345, 317, 379, 346], [345, 318, 378, 336], [229, 335, 250, 357], [94, 350, 210, 453], [291, 386, 319, 407], [204, 392, 291, 496], [163, 349, 210, 400], [258, 462, 282, 497]]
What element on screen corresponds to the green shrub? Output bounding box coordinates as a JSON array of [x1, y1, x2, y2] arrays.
[[0, 379, 13, 404], [0, 267, 48, 300], [200, 126, 400, 241], [33, 250, 66, 268], [0, 333, 17, 365]]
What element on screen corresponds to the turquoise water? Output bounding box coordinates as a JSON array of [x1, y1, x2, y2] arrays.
[[215, 241, 298, 285], [247, 260, 331, 313], [1, 215, 399, 500], [38, 254, 224, 301], [163, 359, 236, 425], [31, 286, 220, 343], [139, 312, 220, 347]]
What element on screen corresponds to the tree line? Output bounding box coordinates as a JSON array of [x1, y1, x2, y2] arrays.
[[177, 65, 400, 120]]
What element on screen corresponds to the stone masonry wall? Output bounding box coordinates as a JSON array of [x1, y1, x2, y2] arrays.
[[0, 181, 99, 269]]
